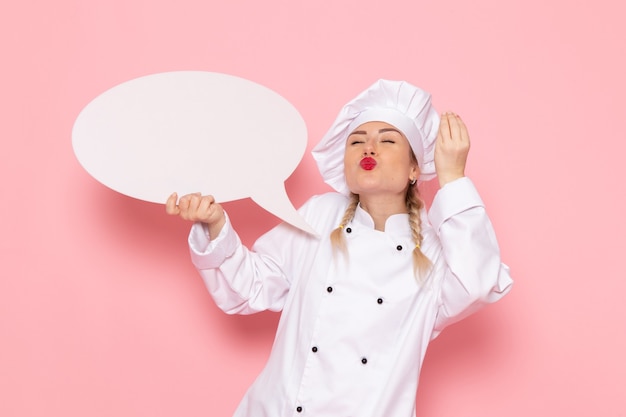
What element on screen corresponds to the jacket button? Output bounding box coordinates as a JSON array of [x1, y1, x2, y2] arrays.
[[296, 406, 303, 412], [312, 346, 318, 353], [377, 298, 383, 304], [396, 245, 403, 251], [361, 357, 368, 364], [346, 227, 352, 233], [327, 286, 333, 293]]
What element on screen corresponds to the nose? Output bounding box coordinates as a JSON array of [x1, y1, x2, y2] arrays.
[[363, 140, 377, 156]]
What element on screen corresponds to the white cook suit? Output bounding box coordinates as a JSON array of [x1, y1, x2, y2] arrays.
[[188, 177, 513, 417]]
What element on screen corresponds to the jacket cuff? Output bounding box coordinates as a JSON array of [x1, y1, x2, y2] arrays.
[[428, 177, 485, 232], [188, 212, 240, 269]]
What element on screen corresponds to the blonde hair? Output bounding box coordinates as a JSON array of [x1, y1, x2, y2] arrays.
[[330, 184, 432, 281], [329, 192, 359, 255]]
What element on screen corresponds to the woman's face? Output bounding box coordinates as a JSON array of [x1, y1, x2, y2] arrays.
[[344, 121, 419, 198]]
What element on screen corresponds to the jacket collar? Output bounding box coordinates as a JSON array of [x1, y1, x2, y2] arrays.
[[352, 203, 412, 239]]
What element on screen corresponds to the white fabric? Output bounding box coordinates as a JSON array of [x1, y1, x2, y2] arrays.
[[311, 79, 440, 195], [188, 177, 513, 417]]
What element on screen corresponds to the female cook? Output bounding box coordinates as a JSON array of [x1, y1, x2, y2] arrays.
[[166, 79, 513, 417]]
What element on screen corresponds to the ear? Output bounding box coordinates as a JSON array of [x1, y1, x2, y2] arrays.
[[409, 164, 420, 183]]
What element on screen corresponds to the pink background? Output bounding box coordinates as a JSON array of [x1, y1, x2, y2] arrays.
[[1, 0, 625, 415]]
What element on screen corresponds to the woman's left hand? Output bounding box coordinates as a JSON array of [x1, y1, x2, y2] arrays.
[[434, 112, 471, 187]]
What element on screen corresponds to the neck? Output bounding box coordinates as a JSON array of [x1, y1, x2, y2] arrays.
[[358, 192, 407, 231]]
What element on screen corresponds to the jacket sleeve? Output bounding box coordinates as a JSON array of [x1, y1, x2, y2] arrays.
[[428, 177, 513, 334], [187, 196, 325, 315]]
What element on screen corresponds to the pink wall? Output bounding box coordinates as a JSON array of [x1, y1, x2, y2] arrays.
[[1, 0, 625, 415]]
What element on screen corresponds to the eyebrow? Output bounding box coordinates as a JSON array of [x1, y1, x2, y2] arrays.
[[348, 127, 402, 136]]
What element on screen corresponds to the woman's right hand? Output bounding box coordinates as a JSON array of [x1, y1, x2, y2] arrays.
[[166, 193, 226, 239]]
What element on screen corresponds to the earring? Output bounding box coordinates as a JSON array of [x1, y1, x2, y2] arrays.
[[410, 178, 417, 185]]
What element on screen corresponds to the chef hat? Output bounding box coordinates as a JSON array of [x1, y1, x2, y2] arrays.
[[312, 79, 440, 195]]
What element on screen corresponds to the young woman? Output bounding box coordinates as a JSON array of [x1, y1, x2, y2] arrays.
[[166, 79, 513, 417]]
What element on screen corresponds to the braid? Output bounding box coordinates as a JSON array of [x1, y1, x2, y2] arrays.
[[406, 186, 432, 281], [330, 193, 359, 257]]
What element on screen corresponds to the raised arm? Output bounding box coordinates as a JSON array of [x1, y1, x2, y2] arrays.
[[166, 192, 293, 314], [166, 192, 332, 315], [429, 113, 513, 334]]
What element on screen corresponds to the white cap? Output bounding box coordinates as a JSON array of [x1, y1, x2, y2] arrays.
[[312, 79, 440, 195]]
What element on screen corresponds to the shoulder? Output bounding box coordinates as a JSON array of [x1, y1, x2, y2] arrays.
[[300, 192, 349, 211], [298, 192, 350, 233]]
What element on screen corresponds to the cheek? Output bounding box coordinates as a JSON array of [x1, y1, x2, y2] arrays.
[[343, 161, 356, 183], [343, 150, 360, 170], [390, 160, 414, 182]]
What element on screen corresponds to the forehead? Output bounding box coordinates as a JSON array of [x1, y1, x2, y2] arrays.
[[351, 120, 401, 132]]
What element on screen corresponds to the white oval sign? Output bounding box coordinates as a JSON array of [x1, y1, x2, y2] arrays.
[[72, 71, 314, 234]]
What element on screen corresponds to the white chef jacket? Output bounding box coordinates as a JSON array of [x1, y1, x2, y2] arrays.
[[188, 177, 513, 417]]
